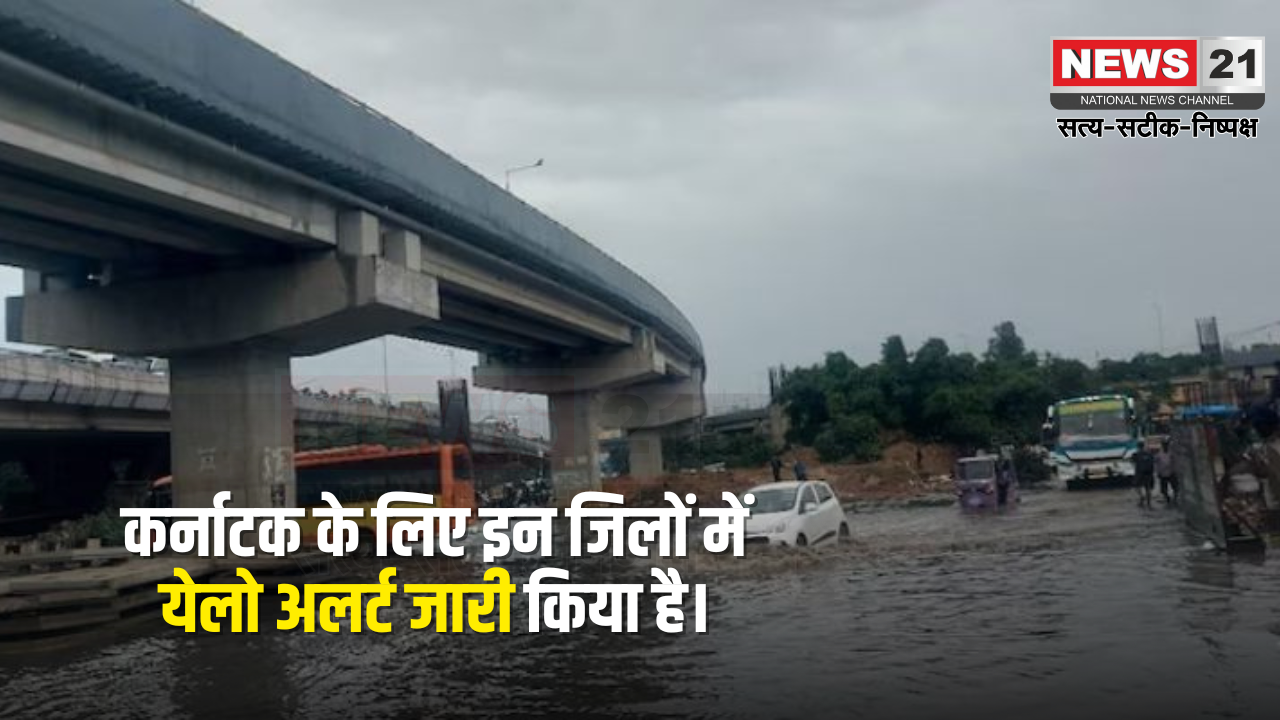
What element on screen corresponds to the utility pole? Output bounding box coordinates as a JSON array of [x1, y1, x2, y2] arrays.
[[1154, 302, 1165, 355], [381, 336, 392, 440]]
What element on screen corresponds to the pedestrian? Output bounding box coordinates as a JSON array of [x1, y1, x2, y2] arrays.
[[1155, 440, 1178, 507], [770, 455, 783, 482], [1133, 443, 1155, 509], [996, 459, 1013, 507], [793, 459, 808, 482]]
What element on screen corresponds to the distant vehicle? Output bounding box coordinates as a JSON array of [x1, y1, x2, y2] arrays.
[[743, 480, 849, 548], [37, 347, 166, 374], [107, 355, 152, 372], [478, 476, 551, 509], [1043, 394, 1140, 490], [147, 443, 477, 553], [953, 454, 1016, 511], [41, 347, 109, 364]]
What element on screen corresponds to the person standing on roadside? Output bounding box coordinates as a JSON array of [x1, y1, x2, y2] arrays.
[[793, 459, 808, 482], [1133, 443, 1155, 509], [770, 455, 783, 482], [1155, 440, 1178, 507]]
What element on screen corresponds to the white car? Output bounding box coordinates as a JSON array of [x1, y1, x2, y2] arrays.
[[743, 480, 849, 548]]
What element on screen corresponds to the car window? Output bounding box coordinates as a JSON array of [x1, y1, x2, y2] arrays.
[[747, 487, 799, 514], [814, 483, 834, 504], [800, 485, 818, 509]]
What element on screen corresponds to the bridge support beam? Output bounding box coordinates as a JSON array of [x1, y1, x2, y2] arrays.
[[169, 344, 295, 512], [6, 240, 442, 518], [627, 427, 664, 480], [547, 391, 602, 504], [598, 368, 706, 431], [6, 253, 439, 357]]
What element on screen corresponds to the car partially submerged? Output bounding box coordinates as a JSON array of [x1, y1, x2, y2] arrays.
[[743, 480, 849, 548]]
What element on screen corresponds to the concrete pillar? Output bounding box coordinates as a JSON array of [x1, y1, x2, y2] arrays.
[[628, 427, 664, 479], [169, 343, 295, 512], [547, 391, 602, 503]]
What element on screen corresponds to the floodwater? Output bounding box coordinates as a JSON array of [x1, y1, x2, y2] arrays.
[[4, 488, 1280, 720]]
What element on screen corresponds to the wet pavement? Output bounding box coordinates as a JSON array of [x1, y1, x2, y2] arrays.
[[3, 488, 1280, 719]]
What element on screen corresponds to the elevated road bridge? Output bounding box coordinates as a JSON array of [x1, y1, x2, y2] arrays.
[[0, 0, 705, 508]]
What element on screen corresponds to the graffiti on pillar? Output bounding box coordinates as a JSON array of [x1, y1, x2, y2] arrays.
[[261, 446, 293, 508], [197, 447, 217, 472], [602, 393, 649, 429]]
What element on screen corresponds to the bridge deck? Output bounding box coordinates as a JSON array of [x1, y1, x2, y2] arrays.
[[0, 0, 701, 360]]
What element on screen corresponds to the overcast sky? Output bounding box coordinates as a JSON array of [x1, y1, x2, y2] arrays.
[[3, 0, 1278, 432]]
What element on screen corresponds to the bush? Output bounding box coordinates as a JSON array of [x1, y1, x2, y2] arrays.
[[1012, 446, 1050, 485], [813, 414, 882, 463], [37, 509, 129, 548]]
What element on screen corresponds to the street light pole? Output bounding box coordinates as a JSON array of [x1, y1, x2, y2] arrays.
[[504, 158, 544, 191]]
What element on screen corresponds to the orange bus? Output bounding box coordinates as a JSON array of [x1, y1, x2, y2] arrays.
[[147, 443, 476, 552]]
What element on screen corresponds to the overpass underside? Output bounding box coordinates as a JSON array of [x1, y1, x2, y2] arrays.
[[0, 5, 704, 515]]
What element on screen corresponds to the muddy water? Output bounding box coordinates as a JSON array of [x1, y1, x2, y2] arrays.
[[4, 489, 1280, 719]]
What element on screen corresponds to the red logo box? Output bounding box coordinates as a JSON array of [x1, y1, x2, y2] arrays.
[[1052, 38, 1198, 87]]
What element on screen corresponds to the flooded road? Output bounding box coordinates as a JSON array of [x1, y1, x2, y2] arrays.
[[4, 488, 1280, 719]]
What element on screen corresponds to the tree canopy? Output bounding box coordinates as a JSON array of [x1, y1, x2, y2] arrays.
[[775, 321, 1206, 462]]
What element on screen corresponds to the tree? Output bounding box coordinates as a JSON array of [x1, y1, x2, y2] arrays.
[[813, 414, 882, 463], [990, 371, 1055, 442], [778, 367, 830, 446], [1044, 357, 1093, 400], [986, 321, 1028, 364], [881, 335, 909, 369]]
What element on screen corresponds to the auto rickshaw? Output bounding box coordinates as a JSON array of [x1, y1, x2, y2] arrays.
[[953, 453, 1017, 511]]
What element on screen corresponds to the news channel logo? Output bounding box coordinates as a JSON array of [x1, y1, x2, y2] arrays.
[[1051, 36, 1264, 139]]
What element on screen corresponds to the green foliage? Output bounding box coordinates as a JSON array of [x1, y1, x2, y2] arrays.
[[777, 320, 1210, 453], [1012, 446, 1051, 485], [37, 509, 129, 548], [664, 433, 775, 471], [813, 414, 882, 463], [986, 321, 1029, 364]]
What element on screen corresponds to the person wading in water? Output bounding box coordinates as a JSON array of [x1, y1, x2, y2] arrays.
[[1133, 443, 1156, 509]]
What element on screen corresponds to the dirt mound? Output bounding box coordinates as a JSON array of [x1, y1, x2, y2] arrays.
[[880, 440, 957, 476], [603, 441, 957, 506]]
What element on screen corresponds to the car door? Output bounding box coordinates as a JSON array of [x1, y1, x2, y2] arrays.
[[814, 482, 842, 541], [797, 483, 821, 543]]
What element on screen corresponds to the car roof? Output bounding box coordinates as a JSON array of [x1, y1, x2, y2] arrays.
[[746, 480, 811, 492]]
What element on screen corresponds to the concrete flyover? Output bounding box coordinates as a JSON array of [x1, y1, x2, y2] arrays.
[[0, 0, 705, 510]]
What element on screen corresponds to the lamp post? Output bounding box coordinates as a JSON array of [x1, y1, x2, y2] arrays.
[[504, 158, 544, 191]]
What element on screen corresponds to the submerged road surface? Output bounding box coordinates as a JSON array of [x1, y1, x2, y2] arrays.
[[3, 488, 1280, 719]]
